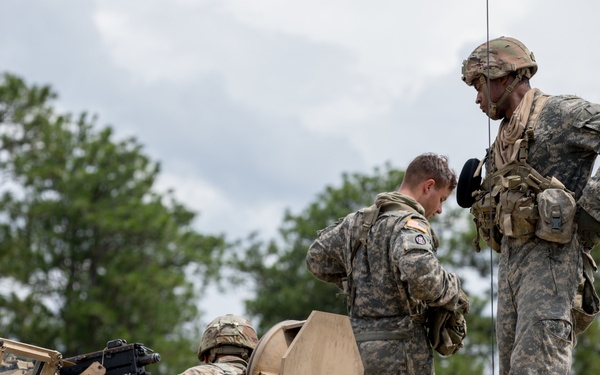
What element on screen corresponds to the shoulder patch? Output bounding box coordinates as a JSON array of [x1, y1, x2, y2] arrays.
[[415, 234, 427, 245], [405, 218, 429, 233]]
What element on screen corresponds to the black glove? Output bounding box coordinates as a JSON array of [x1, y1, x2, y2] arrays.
[[577, 208, 600, 249]]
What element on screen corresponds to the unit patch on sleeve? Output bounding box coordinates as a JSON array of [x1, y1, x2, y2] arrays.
[[405, 218, 428, 233], [415, 234, 426, 245]]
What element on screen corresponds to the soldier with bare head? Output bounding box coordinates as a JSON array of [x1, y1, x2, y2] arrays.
[[460, 36, 600, 374], [306, 152, 469, 374]]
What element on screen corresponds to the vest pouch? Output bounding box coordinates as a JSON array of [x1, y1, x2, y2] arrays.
[[496, 188, 537, 238], [535, 188, 576, 244], [471, 192, 501, 252]]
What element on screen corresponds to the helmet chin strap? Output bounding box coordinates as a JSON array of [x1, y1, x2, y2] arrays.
[[479, 74, 523, 119]]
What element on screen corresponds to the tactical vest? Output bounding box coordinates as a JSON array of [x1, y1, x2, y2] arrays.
[[470, 95, 577, 252], [342, 203, 426, 319], [344, 204, 467, 355], [469, 97, 600, 336]]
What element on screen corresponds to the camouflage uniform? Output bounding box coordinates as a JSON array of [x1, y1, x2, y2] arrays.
[[178, 356, 247, 375], [462, 37, 600, 374], [495, 92, 600, 374], [306, 193, 464, 375]]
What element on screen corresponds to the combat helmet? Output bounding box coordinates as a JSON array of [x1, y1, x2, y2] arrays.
[[461, 36, 537, 119], [461, 36, 537, 86], [197, 314, 259, 363]]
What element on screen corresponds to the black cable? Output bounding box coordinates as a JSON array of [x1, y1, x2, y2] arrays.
[[485, 0, 496, 374], [485, 1, 497, 373]]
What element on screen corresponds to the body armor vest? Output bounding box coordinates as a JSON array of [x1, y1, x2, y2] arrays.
[[470, 95, 577, 251]]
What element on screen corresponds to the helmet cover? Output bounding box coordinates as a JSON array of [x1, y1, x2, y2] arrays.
[[462, 36, 537, 86], [197, 314, 258, 361]]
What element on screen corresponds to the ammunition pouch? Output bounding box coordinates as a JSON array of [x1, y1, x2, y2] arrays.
[[470, 161, 576, 251], [496, 177, 538, 238], [470, 189, 502, 252], [535, 188, 577, 244]]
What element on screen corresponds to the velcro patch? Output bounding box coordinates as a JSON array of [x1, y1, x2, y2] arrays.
[[406, 218, 428, 233]]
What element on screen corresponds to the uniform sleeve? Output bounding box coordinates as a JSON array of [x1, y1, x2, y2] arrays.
[[393, 218, 462, 311], [579, 167, 600, 223], [305, 216, 351, 290], [571, 102, 600, 222]]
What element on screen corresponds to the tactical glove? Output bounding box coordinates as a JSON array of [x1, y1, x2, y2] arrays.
[[577, 208, 600, 250]]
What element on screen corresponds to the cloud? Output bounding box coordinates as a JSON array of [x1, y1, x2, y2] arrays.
[[3, 0, 600, 321]]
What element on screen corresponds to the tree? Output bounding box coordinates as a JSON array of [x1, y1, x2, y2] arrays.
[[573, 315, 600, 375], [0, 73, 225, 374], [232, 162, 492, 373]]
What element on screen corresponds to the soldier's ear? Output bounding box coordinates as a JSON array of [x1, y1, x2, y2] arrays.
[[424, 178, 436, 193]]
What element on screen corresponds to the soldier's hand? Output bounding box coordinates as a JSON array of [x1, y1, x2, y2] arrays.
[[457, 290, 470, 314], [577, 208, 600, 250]]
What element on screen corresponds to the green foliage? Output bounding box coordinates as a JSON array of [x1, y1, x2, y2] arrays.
[[0, 73, 225, 374], [573, 319, 600, 375]]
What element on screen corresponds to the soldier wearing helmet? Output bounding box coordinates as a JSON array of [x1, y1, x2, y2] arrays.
[[462, 37, 537, 120], [178, 314, 259, 375], [460, 36, 600, 374]]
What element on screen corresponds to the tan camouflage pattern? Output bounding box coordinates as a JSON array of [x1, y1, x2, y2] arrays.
[[198, 315, 258, 360], [489, 92, 600, 374], [306, 194, 464, 375], [178, 356, 247, 375], [461, 36, 537, 86]]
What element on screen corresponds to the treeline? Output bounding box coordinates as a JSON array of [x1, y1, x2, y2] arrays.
[[0, 73, 598, 374]]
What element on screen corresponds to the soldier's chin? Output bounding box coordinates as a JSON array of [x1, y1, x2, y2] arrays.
[[486, 110, 502, 121]]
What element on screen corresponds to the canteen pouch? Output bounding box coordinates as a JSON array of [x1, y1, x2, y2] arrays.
[[535, 188, 576, 244], [496, 175, 538, 238]]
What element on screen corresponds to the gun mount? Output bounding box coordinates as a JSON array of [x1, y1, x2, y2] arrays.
[[0, 338, 160, 375]]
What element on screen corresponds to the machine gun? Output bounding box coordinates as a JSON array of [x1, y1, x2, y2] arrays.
[[60, 339, 160, 375]]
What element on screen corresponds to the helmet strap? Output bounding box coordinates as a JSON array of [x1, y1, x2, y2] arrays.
[[478, 76, 496, 119], [208, 345, 251, 363], [480, 74, 523, 119]]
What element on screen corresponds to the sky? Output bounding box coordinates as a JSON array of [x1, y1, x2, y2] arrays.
[[2, 0, 600, 327]]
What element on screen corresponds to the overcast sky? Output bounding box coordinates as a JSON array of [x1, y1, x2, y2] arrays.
[[3, 0, 600, 326]]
